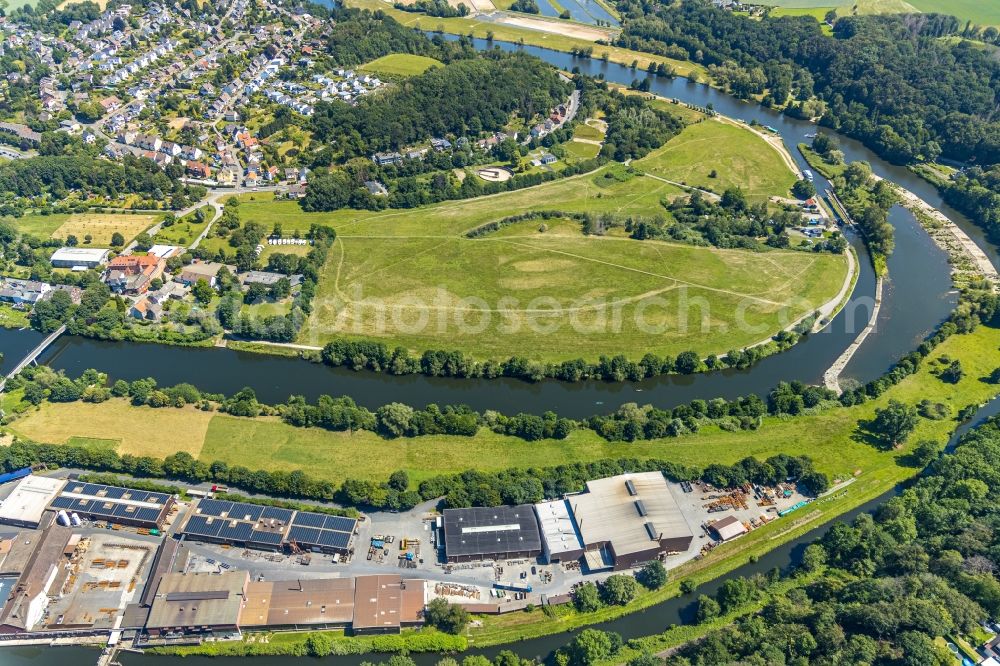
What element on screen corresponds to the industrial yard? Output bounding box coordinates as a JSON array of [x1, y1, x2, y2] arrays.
[[0, 468, 815, 651]]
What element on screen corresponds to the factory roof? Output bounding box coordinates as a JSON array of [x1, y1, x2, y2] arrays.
[[0, 476, 64, 527], [570, 472, 694, 558], [534, 499, 584, 557], [240, 578, 355, 627], [0, 526, 73, 631], [442, 505, 541, 559], [146, 571, 249, 630], [352, 575, 423, 631]]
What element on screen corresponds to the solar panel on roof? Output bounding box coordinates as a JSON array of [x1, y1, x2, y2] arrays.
[[232, 503, 263, 522], [287, 526, 321, 545], [134, 507, 163, 524], [196, 499, 233, 517], [250, 530, 283, 546], [261, 506, 293, 522], [49, 496, 74, 509], [218, 521, 253, 542], [184, 515, 222, 537], [292, 511, 325, 528], [323, 516, 356, 533], [103, 486, 126, 500], [318, 530, 350, 549]]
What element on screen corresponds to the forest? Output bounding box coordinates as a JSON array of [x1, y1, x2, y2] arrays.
[[663, 413, 1000, 666], [310, 50, 571, 157]]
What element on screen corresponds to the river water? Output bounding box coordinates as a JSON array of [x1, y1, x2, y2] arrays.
[[0, 38, 996, 665]]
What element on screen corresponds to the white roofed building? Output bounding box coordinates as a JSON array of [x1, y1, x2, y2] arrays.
[[0, 476, 65, 528], [534, 499, 584, 564]]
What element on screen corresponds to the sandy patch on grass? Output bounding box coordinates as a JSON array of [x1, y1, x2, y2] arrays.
[[494, 15, 615, 41], [9, 400, 213, 458]]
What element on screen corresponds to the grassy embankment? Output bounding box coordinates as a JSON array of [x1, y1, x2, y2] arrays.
[[634, 118, 798, 202], [230, 122, 839, 363], [8, 321, 1000, 647], [760, 0, 1000, 27]]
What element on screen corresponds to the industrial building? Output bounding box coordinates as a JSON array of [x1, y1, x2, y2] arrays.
[[709, 515, 748, 542], [0, 526, 73, 633], [570, 472, 695, 571], [352, 574, 424, 634], [49, 247, 110, 269], [49, 482, 174, 530], [180, 498, 292, 550], [240, 578, 356, 630], [534, 499, 584, 564], [145, 570, 250, 637], [0, 476, 65, 529], [179, 498, 358, 555], [441, 505, 542, 563]]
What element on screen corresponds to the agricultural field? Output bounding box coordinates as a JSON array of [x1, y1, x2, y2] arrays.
[[50, 213, 157, 246], [762, 0, 1000, 26], [360, 53, 442, 77], [9, 322, 1000, 489], [633, 118, 798, 201]]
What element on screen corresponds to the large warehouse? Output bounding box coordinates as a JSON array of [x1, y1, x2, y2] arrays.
[[49, 481, 174, 530], [180, 498, 358, 555], [0, 476, 65, 529], [570, 472, 695, 571], [145, 570, 250, 637], [442, 505, 542, 563]]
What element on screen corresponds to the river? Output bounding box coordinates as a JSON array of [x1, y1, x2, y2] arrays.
[[0, 39, 966, 417], [0, 36, 995, 665]]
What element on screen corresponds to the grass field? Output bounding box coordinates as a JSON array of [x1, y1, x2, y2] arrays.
[[360, 53, 441, 77], [8, 213, 70, 239], [50, 213, 157, 246], [154, 206, 212, 246], [274, 164, 843, 360], [633, 119, 797, 201]]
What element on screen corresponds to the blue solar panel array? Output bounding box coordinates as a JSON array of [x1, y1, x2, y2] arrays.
[[286, 511, 356, 552], [51, 482, 170, 527], [182, 499, 355, 552]]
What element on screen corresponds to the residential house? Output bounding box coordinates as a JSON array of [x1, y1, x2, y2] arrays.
[[129, 297, 162, 322], [177, 261, 229, 287], [0, 279, 50, 305]]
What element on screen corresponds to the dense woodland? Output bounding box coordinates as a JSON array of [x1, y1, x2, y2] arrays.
[[310, 50, 570, 157]]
